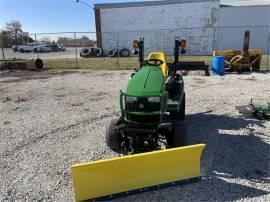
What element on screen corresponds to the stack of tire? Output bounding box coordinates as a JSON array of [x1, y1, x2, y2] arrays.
[[108, 48, 130, 57], [80, 47, 103, 58]]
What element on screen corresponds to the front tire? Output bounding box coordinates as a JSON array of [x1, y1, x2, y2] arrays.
[[106, 119, 120, 151]]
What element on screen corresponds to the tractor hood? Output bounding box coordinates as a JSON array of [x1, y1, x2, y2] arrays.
[[125, 66, 165, 96]]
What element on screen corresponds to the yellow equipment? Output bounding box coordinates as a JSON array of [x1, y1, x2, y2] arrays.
[[0, 58, 35, 70], [213, 49, 262, 72], [148, 52, 168, 78], [71, 144, 205, 201], [213, 31, 262, 72]]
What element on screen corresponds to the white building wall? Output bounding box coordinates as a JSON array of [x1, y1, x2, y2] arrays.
[[217, 6, 270, 54], [100, 1, 220, 55]]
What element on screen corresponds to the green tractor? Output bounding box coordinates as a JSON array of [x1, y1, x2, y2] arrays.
[[106, 39, 188, 153]]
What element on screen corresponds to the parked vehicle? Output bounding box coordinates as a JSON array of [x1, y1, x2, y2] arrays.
[[50, 44, 66, 52], [38, 45, 51, 53], [12, 44, 34, 53], [12, 42, 53, 53]]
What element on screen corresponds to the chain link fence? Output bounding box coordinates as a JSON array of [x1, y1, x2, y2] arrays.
[[1, 26, 269, 71]]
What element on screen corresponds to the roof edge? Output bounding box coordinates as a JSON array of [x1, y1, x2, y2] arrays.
[[94, 0, 218, 9], [221, 4, 270, 7]]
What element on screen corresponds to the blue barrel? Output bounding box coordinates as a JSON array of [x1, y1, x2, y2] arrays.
[[211, 56, 225, 76]]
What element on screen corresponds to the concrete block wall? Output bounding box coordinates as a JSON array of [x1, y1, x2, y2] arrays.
[[99, 1, 220, 55]]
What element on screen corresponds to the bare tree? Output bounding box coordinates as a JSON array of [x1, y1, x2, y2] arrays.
[[40, 37, 51, 43], [0, 31, 9, 47], [57, 35, 95, 47], [0, 20, 33, 47], [5, 20, 22, 44]]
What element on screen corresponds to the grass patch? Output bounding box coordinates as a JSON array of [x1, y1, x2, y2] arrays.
[[44, 58, 139, 70], [42, 55, 269, 70], [261, 55, 270, 70]]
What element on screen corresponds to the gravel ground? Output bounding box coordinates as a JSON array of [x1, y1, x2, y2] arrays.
[[0, 69, 269, 201]]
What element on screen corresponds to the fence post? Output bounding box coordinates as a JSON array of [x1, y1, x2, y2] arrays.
[[212, 27, 216, 53], [162, 30, 164, 52], [34, 34, 39, 59], [0, 34, 5, 60], [117, 32, 120, 70], [74, 32, 79, 69], [267, 28, 270, 71], [1, 47, 5, 60]]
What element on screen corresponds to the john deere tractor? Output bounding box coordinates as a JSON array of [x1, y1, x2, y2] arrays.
[[106, 39, 187, 153], [71, 39, 206, 200]]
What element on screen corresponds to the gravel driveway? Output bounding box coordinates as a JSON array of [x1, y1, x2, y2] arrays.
[[0, 69, 269, 201]]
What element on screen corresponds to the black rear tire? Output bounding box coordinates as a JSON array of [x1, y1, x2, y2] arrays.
[[35, 59, 43, 69], [106, 118, 120, 151], [95, 48, 103, 57], [80, 48, 90, 58], [108, 49, 118, 57], [119, 48, 130, 57], [168, 122, 188, 147], [171, 93, 185, 120]]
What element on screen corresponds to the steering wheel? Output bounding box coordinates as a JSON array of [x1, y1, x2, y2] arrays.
[[143, 59, 164, 66]]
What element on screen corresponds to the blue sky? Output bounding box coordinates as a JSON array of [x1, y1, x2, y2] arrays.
[[0, 0, 241, 33]]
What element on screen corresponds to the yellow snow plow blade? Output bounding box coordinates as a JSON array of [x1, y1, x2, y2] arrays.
[[71, 144, 205, 201]]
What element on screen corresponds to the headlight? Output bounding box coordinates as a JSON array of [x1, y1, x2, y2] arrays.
[[148, 97, 160, 102], [126, 96, 138, 102]]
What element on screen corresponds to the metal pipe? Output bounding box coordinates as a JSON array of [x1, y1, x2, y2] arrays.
[[34, 34, 39, 59], [267, 28, 270, 71], [162, 30, 164, 52], [139, 38, 144, 67], [25, 25, 270, 35], [1, 47, 5, 60], [212, 27, 216, 52], [74, 32, 79, 69], [75, 0, 94, 9], [243, 31, 250, 58], [117, 32, 120, 70], [174, 39, 179, 75], [75, 0, 95, 32]]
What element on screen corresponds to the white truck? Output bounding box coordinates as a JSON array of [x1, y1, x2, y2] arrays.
[[12, 43, 51, 53]]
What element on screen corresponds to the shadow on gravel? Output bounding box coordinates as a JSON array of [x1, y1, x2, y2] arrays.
[[186, 111, 270, 200], [225, 70, 270, 75], [110, 112, 269, 201]]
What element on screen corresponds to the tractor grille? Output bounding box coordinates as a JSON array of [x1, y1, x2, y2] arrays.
[[125, 97, 160, 112], [126, 114, 160, 123]]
